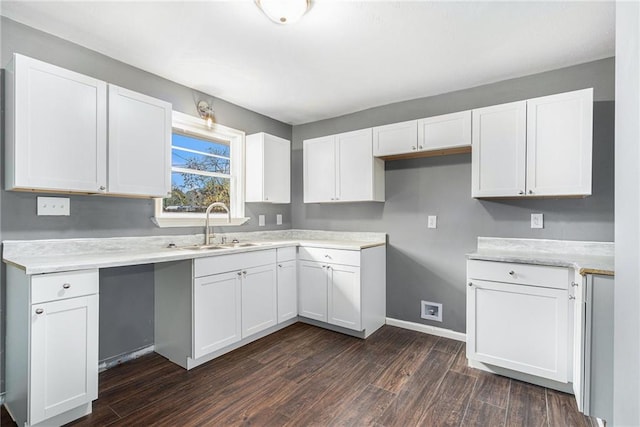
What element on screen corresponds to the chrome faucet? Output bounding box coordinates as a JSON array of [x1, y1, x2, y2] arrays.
[[204, 202, 231, 245]]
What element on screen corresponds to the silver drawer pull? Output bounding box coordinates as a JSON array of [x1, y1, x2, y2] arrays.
[[508, 270, 515, 276], [35, 308, 44, 315], [278, 264, 283, 268], [468, 282, 473, 287], [571, 282, 579, 287], [237, 272, 242, 276], [62, 283, 71, 289], [569, 295, 576, 300]]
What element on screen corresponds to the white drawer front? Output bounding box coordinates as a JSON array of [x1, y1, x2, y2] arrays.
[[276, 246, 297, 262], [31, 269, 99, 304], [194, 249, 276, 277], [467, 259, 569, 290], [298, 246, 360, 266]]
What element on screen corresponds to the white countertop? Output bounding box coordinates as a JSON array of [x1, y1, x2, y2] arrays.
[[2, 230, 386, 275], [467, 237, 614, 276]]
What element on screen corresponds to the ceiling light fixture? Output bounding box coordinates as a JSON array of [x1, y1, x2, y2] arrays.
[[256, 0, 310, 25], [197, 100, 215, 128]]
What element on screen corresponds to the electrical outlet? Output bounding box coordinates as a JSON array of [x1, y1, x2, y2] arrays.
[[37, 197, 70, 216], [276, 214, 283, 225], [531, 213, 544, 229], [427, 215, 437, 229], [258, 214, 266, 227]]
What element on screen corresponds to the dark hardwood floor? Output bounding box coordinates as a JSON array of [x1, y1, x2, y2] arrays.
[[1, 323, 595, 426]]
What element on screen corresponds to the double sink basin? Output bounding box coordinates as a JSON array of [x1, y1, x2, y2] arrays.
[[176, 242, 270, 251]]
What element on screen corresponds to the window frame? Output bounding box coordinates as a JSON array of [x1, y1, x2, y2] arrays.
[[153, 111, 248, 228]]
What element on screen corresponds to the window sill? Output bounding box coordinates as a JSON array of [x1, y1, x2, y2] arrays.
[[151, 217, 250, 228]]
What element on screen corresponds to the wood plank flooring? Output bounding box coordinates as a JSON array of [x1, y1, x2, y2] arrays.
[[1, 323, 596, 426]]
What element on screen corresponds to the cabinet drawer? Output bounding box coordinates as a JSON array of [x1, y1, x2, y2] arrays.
[[467, 260, 569, 290], [277, 246, 297, 262], [31, 269, 99, 304], [194, 249, 276, 277], [298, 247, 360, 266]]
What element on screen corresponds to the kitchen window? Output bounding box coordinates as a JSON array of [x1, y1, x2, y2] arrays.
[[153, 111, 247, 227]]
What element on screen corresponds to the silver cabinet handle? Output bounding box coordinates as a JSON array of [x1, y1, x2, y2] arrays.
[[242, 271, 247, 275], [411, 146, 417, 150], [571, 282, 579, 287], [418, 145, 423, 149], [528, 190, 534, 194], [278, 264, 282, 268], [324, 254, 332, 259], [62, 283, 71, 289], [569, 295, 576, 300], [35, 308, 44, 314], [508, 270, 515, 276], [518, 191, 525, 195], [468, 282, 473, 287], [237, 272, 242, 276], [99, 186, 106, 191]]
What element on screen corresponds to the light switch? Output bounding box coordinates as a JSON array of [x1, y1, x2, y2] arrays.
[[37, 197, 70, 216], [276, 214, 283, 225], [259, 215, 266, 227], [531, 213, 544, 229], [427, 215, 437, 229]]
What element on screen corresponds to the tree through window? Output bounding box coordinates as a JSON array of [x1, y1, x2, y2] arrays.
[[164, 132, 231, 213]]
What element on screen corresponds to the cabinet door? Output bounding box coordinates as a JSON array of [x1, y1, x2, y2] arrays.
[[11, 54, 107, 192], [193, 271, 241, 359], [372, 120, 417, 156], [298, 261, 328, 322], [30, 295, 98, 425], [418, 111, 471, 151], [526, 88, 593, 196], [467, 279, 569, 382], [336, 128, 375, 201], [277, 260, 298, 322], [303, 136, 336, 203], [572, 272, 586, 412], [263, 134, 291, 203], [108, 85, 172, 197], [327, 264, 361, 331], [241, 264, 277, 338], [471, 101, 527, 197]]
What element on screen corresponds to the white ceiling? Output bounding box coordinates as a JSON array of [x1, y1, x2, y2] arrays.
[[0, 1, 615, 125]]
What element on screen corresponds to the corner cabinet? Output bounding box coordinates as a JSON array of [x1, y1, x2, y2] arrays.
[[466, 260, 572, 383], [5, 53, 172, 197], [297, 245, 386, 337], [472, 88, 593, 198], [6, 267, 99, 427], [246, 133, 291, 203], [303, 129, 385, 203]]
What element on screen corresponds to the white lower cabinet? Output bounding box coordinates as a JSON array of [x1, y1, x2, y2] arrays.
[[466, 260, 571, 383], [241, 264, 278, 337], [277, 247, 298, 323], [193, 271, 242, 359], [298, 246, 385, 337], [6, 267, 99, 427]]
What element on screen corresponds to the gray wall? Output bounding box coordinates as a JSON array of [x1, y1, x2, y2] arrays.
[[292, 58, 615, 333], [0, 17, 293, 391], [614, 2, 640, 425]]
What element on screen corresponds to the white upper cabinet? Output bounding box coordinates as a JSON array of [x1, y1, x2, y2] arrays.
[[526, 89, 593, 197], [5, 54, 172, 198], [245, 132, 291, 203], [372, 111, 471, 159], [372, 120, 417, 157], [471, 101, 527, 197], [417, 110, 471, 151], [304, 129, 384, 203], [472, 88, 593, 198], [6, 54, 108, 193], [108, 85, 172, 197]]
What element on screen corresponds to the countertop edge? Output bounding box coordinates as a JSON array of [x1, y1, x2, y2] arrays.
[[467, 252, 614, 277]]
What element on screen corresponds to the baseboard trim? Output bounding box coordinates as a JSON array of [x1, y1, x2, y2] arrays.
[[99, 344, 155, 372], [385, 317, 466, 342]]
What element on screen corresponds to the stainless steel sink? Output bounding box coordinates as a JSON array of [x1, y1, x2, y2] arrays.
[[218, 242, 259, 248], [177, 244, 225, 251]]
